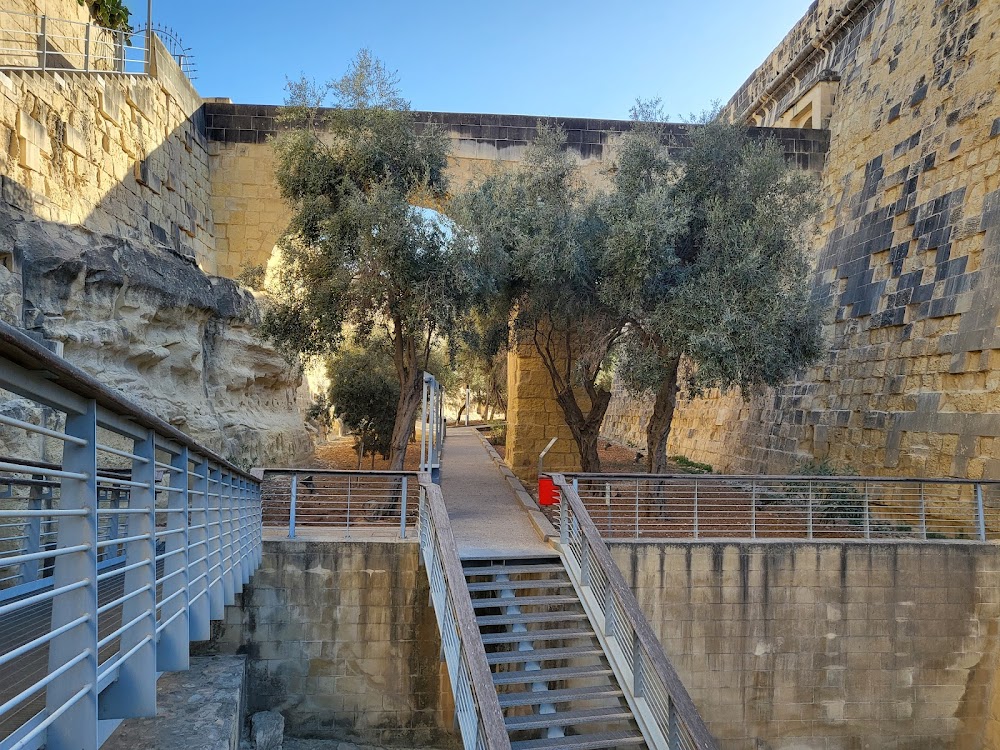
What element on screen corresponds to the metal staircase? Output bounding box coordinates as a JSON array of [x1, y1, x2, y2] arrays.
[[464, 557, 647, 750]]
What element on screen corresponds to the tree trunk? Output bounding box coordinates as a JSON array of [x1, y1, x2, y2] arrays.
[[387, 367, 423, 470], [455, 402, 466, 426], [555, 387, 611, 473], [646, 354, 681, 475]]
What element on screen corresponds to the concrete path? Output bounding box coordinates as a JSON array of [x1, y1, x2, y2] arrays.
[[440, 427, 553, 559]]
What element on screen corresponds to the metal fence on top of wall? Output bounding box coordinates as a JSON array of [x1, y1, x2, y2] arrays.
[[551, 472, 1000, 542], [0, 322, 262, 750]]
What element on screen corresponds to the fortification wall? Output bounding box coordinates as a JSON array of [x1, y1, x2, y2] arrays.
[[0, 37, 216, 269], [612, 540, 1000, 750], [605, 0, 1000, 481]]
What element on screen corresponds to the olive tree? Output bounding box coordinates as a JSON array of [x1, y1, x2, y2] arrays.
[[455, 126, 623, 471], [260, 50, 467, 469], [611, 108, 824, 473]]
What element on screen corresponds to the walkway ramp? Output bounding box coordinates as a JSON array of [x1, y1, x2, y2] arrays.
[[440, 428, 551, 559]]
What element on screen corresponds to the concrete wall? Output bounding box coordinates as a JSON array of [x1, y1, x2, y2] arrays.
[[603, 0, 1000, 483], [209, 539, 456, 747], [610, 540, 1000, 750]]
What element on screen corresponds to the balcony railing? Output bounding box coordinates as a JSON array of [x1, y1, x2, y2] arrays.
[[556, 472, 1000, 542], [0, 10, 150, 74], [0, 322, 262, 750]]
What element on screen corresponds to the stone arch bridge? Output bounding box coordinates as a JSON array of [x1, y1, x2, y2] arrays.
[[203, 104, 829, 477]]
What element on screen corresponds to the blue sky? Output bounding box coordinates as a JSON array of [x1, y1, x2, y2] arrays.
[[133, 1, 811, 120]]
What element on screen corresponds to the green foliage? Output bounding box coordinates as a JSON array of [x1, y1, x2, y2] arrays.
[[453, 125, 623, 470], [788, 458, 862, 524], [236, 262, 266, 289], [327, 341, 399, 459], [78, 0, 132, 33], [668, 455, 713, 474], [488, 420, 507, 446], [305, 393, 333, 427], [259, 50, 472, 467]]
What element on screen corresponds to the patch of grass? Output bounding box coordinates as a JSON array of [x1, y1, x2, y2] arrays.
[[669, 455, 713, 474]]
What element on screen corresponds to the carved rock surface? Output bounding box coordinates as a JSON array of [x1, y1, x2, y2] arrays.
[[2, 206, 311, 466]]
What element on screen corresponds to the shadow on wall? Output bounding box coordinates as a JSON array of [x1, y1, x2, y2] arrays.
[[0, 41, 312, 466]]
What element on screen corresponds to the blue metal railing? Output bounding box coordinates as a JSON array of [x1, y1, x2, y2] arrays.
[[0, 322, 262, 750]]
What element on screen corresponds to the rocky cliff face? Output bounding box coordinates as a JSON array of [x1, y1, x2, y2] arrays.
[[0, 204, 312, 467]]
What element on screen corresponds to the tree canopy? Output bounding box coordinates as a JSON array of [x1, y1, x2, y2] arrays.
[[260, 50, 470, 469]]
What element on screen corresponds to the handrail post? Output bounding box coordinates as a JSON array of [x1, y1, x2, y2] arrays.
[[635, 478, 639, 539], [21, 476, 44, 584], [188, 457, 211, 641], [863, 481, 870, 539], [289, 473, 297, 539], [559, 483, 568, 546], [693, 477, 699, 540], [919, 482, 927, 540], [751, 479, 757, 539], [976, 483, 986, 541], [399, 475, 408, 539], [581, 541, 591, 587], [84, 22, 91, 72], [99, 427, 156, 719], [157, 444, 190, 672], [807, 480, 814, 540], [632, 631, 644, 698], [603, 588, 616, 638], [39, 14, 47, 72], [46, 397, 98, 750]]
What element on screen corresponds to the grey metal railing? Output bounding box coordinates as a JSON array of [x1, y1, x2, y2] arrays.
[[0, 10, 150, 74], [417, 474, 510, 750], [560, 472, 1000, 542], [549, 473, 717, 750], [0, 322, 262, 750], [259, 469, 418, 538]]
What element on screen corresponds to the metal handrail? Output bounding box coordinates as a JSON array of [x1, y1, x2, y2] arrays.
[[0, 319, 262, 750], [259, 469, 418, 539], [549, 473, 718, 750], [0, 10, 150, 75], [417, 474, 510, 750], [562, 472, 1000, 542]]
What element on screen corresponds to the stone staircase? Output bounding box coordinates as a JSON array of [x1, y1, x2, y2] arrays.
[[464, 557, 648, 750]]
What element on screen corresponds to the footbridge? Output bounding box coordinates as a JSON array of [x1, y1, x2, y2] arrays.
[[0, 320, 998, 750]]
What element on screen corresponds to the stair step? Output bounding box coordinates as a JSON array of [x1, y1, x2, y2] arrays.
[[468, 579, 570, 592], [481, 627, 595, 645], [472, 595, 580, 610], [488, 646, 604, 665], [464, 563, 566, 577], [510, 730, 646, 750], [498, 685, 624, 708], [492, 664, 614, 685], [504, 706, 633, 731], [477, 611, 590, 627]]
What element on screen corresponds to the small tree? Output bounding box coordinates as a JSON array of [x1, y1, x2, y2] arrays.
[[260, 50, 467, 469], [455, 126, 623, 471], [612, 108, 824, 473], [327, 343, 399, 466]]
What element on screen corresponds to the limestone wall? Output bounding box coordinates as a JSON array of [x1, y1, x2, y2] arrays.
[[209, 539, 456, 747], [0, 38, 216, 270], [604, 0, 1000, 481], [611, 540, 1000, 750]]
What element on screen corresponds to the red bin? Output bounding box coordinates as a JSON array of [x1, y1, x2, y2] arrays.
[[538, 476, 559, 506]]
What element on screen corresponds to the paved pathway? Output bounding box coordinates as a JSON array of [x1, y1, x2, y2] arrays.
[[440, 427, 553, 559]]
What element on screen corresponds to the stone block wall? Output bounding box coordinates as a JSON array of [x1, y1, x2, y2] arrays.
[[605, 0, 1000, 482], [612, 540, 1000, 749], [209, 539, 456, 747], [0, 37, 216, 270]]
